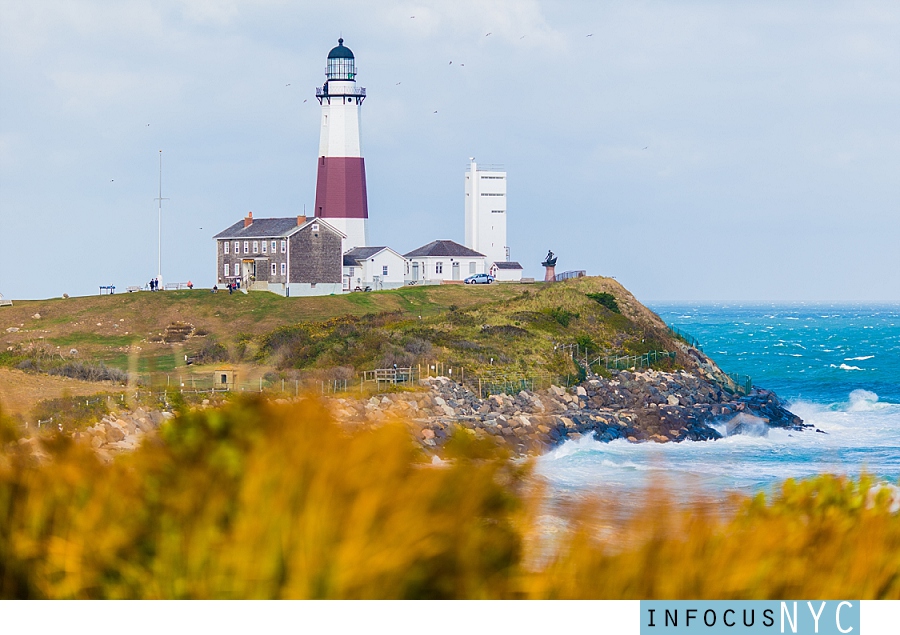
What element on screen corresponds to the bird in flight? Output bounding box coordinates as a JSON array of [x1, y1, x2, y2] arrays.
[[303, 99, 307, 103], [460, 63, 464, 67], [449, 61, 452, 64], [643, 146, 648, 150], [410, 15, 415, 18], [433, 110, 438, 114], [110, 179, 114, 182], [147, 123, 150, 126], [486, 32, 492, 36], [396, 81, 401, 85], [286, 83, 291, 86], [520, 35, 526, 39], [587, 34, 593, 37]]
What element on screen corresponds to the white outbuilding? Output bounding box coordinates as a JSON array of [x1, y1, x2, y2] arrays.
[[342, 246, 408, 291], [403, 240, 487, 283], [489, 261, 524, 282]]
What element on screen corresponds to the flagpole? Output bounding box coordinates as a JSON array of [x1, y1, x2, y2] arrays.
[[158, 150, 161, 279], [154, 150, 168, 283]]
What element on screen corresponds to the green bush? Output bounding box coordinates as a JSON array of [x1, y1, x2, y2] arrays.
[[543, 307, 579, 327], [586, 292, 620, 313]]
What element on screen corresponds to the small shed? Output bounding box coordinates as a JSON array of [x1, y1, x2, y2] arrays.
[[214, 368, 237, 390], [490, 261, 524, 282]]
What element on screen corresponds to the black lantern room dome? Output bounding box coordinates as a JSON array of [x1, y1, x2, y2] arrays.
[[326, 38, 356, 80], [327, 38, 354, 59]]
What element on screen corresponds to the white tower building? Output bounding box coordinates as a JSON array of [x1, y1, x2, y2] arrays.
[[314, 38, 368, 252], [464, 158, 507, 266]]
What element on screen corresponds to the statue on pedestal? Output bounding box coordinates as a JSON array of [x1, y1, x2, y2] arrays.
[[542, 250, 557, 282]]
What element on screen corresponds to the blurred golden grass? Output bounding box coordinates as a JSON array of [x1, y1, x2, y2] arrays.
[[1, 399, 898, 599]]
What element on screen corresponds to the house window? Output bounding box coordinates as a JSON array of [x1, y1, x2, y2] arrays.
[[235, 261, 240, 274], [436, 262, 443, 274], [243, 241, 249, 254], [281, 262, 286, 275], [234, 241, 240, 253], [382, 265, 389, 276], [224, 242, 229, 254], [262, 241, 267, 254], [469, 262, 476, 274], [271, 241, 276, 253], [252, 241, 258, 254], [224, 263, 229, 277], [271, 263, 276, 276], [280, 240, 286, 253], [348, 267, 354, 277]]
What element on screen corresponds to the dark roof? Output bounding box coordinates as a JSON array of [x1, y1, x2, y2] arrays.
[[213, 218, 302, 239], [328, 38, 354, 59], [492, 261, 523, 270], [403, 240, 485, 258], [343, 254, 361, 267], [345, 246, 387, 260]]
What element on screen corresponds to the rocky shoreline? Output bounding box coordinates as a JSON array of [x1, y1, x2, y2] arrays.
[[18, 368, 807, 461], [330, 368, 808, 456]]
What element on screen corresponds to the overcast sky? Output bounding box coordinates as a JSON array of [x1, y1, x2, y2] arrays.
[[1, 0, 898, 302]]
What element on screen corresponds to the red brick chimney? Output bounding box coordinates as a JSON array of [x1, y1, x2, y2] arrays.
[[244, 211, 253, 228], [296, 215, 307, 226]]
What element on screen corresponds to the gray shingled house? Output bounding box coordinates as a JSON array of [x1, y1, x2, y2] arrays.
[[213, 212, 345, 296]]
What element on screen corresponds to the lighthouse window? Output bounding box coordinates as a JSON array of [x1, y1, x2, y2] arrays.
[[492, 210, 505, 213], [480, 193, 504, 196]]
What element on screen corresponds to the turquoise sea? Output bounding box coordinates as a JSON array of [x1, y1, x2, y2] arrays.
[[537, 304, 900, 498]]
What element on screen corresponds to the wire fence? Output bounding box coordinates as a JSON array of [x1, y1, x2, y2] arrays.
[[464, 372, 558, 398], [554, 270, 586, 282], [591, 350, 678, 371], [669, 325, 703, 351], [724, 372, 753, 396]]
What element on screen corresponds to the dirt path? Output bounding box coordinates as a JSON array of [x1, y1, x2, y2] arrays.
[[0, 368, 125, 417]]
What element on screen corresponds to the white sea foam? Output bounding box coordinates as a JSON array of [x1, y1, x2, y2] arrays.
[[538, 390, 900, 500], [845, 355, 875, 361]]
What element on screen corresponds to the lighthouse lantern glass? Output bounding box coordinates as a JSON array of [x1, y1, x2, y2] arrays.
[[327, 57, 355, 81]]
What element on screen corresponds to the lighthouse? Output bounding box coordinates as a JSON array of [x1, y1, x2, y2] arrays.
[[314, 38, 368, 252]]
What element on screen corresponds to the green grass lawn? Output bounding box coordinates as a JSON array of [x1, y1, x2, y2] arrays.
[[1, 278, 679, 380]]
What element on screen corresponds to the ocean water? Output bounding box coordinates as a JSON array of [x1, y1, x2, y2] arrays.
[[537, 304, 900, 498]]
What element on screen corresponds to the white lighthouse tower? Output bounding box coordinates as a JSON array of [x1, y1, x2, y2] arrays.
[[464, 157, 508, 266], [314, 38, 368, 252]]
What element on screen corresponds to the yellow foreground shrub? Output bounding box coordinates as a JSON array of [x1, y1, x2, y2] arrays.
[[1, 398, 898, 599]]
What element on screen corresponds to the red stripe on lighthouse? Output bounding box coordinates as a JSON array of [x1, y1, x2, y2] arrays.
[[314, 156, 368, 219]]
